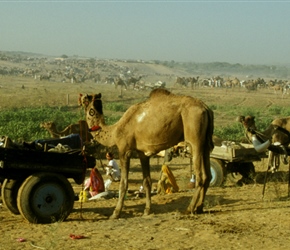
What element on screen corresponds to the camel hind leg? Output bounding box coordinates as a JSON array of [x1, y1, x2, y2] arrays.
[[184, 105, 213, 214], [186, 149, 211, 214], [185, 120, 213, 213], [138, 152, 152, 216]]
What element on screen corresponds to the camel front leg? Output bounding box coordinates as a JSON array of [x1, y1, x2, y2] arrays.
[[139, 153, 152, 216], [110, 154, 130, 219]]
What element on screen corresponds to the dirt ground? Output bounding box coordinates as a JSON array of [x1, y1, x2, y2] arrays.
[[1, 75, 290, 249], [1, 157, 290, 250]]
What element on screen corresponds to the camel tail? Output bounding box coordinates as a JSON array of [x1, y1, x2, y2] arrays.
[[206, 108, 215, 152]]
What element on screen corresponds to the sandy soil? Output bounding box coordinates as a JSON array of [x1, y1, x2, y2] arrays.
[[1, 75, 290, 249], [1, 156, 290, 250]]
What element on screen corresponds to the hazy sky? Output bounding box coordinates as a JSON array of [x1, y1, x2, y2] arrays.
[[1, 1, 289, 65]]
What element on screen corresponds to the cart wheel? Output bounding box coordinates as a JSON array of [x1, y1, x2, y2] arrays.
[[210, 158, 225, 187], [1, 179, 24, 215], [227, 172, 242, 184], [226, 162, 256, 186], [17, 173, 75, 224]]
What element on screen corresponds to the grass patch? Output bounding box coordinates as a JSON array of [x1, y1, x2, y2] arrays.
[[1, 101, 290, 143]]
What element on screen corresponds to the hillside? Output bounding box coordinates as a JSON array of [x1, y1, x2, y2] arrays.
[[1, 50, 290, 83]]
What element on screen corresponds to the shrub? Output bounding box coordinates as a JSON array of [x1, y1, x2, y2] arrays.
[[0, 106, 80, 141], [104, 103, 127, 112]]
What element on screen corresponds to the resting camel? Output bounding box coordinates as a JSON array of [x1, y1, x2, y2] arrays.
[[237, 115, 290, 172], [79, 89, 214, 219], [40, 120, 93, 143]]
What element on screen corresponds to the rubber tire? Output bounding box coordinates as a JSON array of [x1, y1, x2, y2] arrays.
[[226, 162, 256, 185], [17, 173, 75, 224], [227, 172, 242, 184], [210, 158, 225, 187], [1, 179, 24, 215]]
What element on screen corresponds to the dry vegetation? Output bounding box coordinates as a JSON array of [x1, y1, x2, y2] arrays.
[[1, 59, 290, 249]]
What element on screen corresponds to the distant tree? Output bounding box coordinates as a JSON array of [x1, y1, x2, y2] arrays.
[[60, 54, 68, 59]]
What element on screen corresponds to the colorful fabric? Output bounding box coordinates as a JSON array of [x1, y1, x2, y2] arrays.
[[157, 164, 179, 194], [84, 168, 105, 197]]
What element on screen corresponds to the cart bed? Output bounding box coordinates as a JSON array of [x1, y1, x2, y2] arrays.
[[0, 147, 96, 184], [210, 142, 266, 162]]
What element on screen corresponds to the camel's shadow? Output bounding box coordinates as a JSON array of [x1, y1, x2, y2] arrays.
[[71, 190, 290, 222], [71, 194, 240, 220], [255, 170, 289, 184]]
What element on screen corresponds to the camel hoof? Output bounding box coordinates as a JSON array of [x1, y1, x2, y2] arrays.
[[195, 208, 205, 214], [109, 215, 118, 220], [185, 207, 204, 215], [109, 212, 120, 220], [143, 208, 150, 216]]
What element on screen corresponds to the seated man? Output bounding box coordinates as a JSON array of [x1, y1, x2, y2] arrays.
[[103, 152, 121, 182]]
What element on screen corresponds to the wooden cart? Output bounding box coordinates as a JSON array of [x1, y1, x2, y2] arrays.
[[209, 141, 266, 186], [0, 135, 96, 224]]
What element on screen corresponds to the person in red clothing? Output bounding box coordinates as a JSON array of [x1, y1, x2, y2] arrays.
[[84, 167, 105, 197]]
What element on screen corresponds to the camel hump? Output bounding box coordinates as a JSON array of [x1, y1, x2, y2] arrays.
[[149, 88, 171, 98]]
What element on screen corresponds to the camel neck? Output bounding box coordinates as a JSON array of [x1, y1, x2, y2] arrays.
[[90, 123, 116, 147]]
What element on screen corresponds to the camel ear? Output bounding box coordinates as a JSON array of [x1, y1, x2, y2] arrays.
[[92, 93, 102, 101], [85, 94, 93, 102], [92, 94, 103, 115]]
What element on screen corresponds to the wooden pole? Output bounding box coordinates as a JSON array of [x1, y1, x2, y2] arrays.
[[288, 157, 290, 197]]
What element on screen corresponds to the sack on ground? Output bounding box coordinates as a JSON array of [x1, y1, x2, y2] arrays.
[[104, 179, 112, 191]]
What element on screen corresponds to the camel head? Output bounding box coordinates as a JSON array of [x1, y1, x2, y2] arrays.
[[79, 93, 104, 130], [40, 121, 56, 130], [79, 93, 102, 110], [236, 115, 257, 130], [90, 93, 103, 115], [40, 122, 60, 138], [79, 93, 91, 108]]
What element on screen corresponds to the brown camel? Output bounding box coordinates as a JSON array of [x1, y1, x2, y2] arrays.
[[79, 88, 214, 219], [237, 115, 290, 171], [174, 76, 187, 87], [127, 76, 142, 88], [231, 77, 241, 87], [114, 77, 127, 90], [188, 76, 199, 89], [40, 120, 93, 143]]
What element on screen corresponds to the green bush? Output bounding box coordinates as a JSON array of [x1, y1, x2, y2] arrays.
[[214, 123, 245, 142], [0, 106, 80, 142], [1, 102, 290, 143], [104, 103, 127, 112], [268, 106, 282, 115]]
